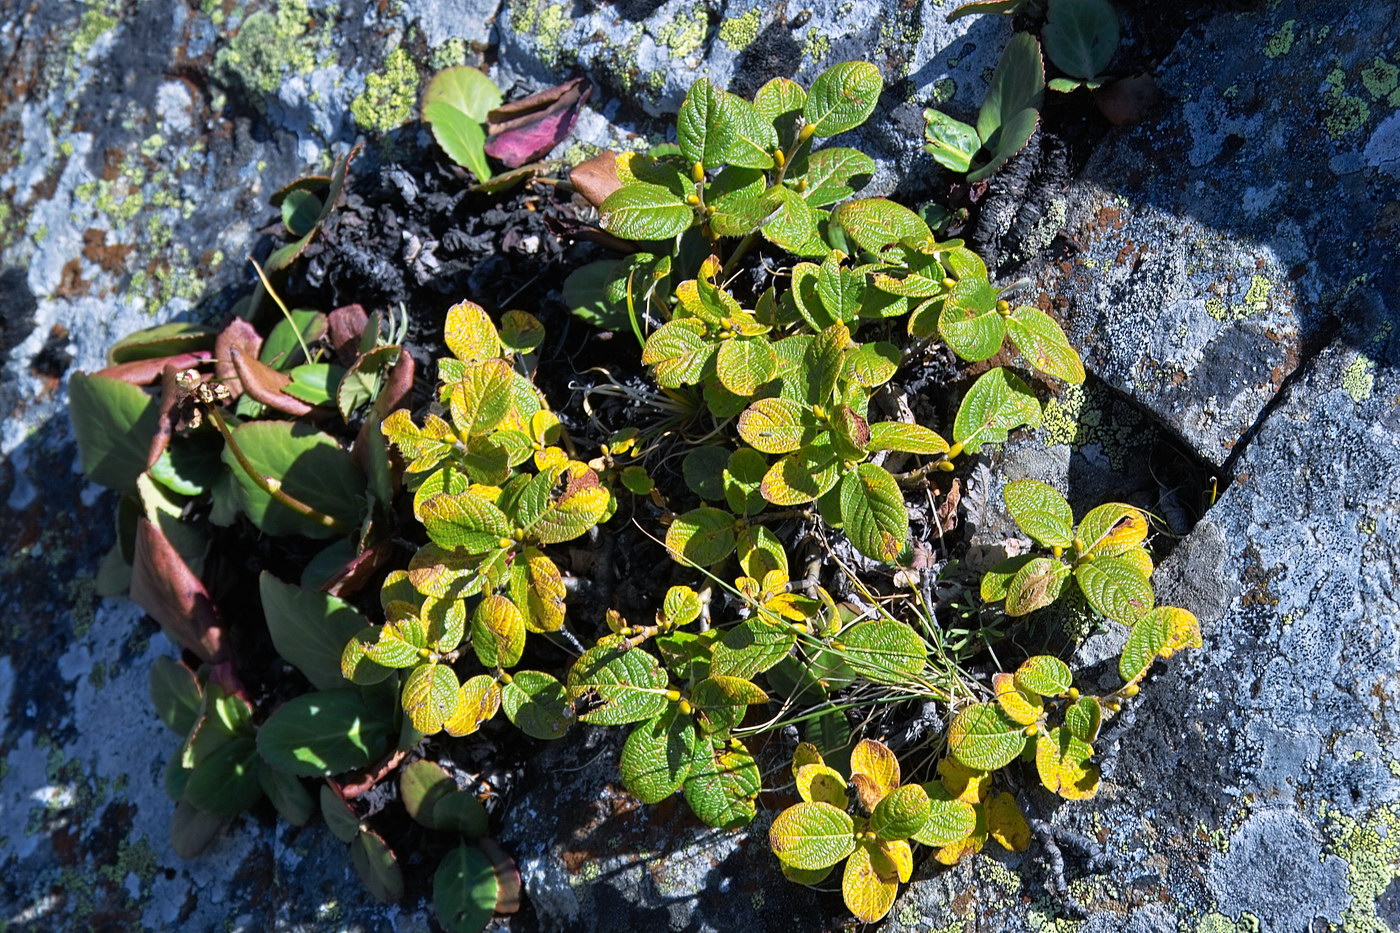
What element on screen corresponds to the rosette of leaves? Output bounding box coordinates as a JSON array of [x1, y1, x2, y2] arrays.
[[566, 61, 883, 321], [923, 32, 1045, 182], [353, 301, 609, 738], [768, 739, 1030, 922]]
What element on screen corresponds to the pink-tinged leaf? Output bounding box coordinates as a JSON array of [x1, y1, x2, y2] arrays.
[[145, 364, 182, 469], [569, 150, 621, 208], [130, 518, 225, 662], [95, 351, 211, 386], [214, 319, 264, 399], [476, 837, 523, 914], [321, 540, 393, 599], [229, 346, 315, 416], [485, 78, 592, 168], [327, 304, 370, 364]]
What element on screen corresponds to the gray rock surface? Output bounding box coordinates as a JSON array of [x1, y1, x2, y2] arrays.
[[1, 0, 1396, 931]]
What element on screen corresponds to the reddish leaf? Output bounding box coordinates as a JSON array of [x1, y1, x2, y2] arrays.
[[1094, 74, 1161, 126], [327, 304, 370, 365], [95, 351, 211, 386], [130, 518, 225, 662], [569, 150, 622, 208], [321, 540, 393, 599], [485, 78, 591, 168], [229, 346, 315, 416], [476, 837, 523, 914], [214, 319, 264, 399], [145, 364, 182, 469]]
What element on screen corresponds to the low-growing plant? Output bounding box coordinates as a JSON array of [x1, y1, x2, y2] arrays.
[[71, 49, 1204, 932]]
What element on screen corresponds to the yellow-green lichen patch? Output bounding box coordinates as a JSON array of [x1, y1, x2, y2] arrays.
[[656, 5, 709, 59], [932, 78, 957, 104], [1205, 275, 1274, 322], [1342, 354, 1375, 402], [1320, 802, 1400, 933], [73, 6, 120, 58], [1195, 911, 1261, 933], [718, 9, 763, 51], [431, 38, 469, 70], [1037, 381, 1152, 471], [1262, 20, 1295, 60], [212, 0, 318, 101], [351, 47, 421, 134], [1360, 56, 1399, 104], [805, 30, 831, 64], [1028, 899, 1083, 933]]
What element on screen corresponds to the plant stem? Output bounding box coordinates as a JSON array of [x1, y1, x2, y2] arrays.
[[249, 255, 317, 366], [892, 457, 951, 486], [204, 405, 352, 534], [720, 128, 815, 281]]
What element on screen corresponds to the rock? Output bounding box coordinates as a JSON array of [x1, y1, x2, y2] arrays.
[[1032, 0, 1400, 468]]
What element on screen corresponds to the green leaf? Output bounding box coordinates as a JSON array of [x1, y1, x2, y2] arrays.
[[762, 186, 826, 256], [68, 373, 159, 493], [737, 397, 808, 454], [1003, 556, 1070, 616], [712, 620, 797, 678], [923, 110, 980, 173], [870, 784, 932, 841], [448, 359, 515, 436], [567, 642, 669, 725], [501, 670, 573, 739], [838, 464, 909, 564], [868, 422, 949, 455], [945, 0, 1027, 21], [1014, 655, 1073, 696], [761, 441, 841, 506], [679, 79, 776, 168], [258, 761, 313, 826], [692, 674, 768, 732], [401, 759, 463, 829], [149, 657, 201, 735], [683, 740, 760, 829], [709, 194, 776, 236], [321, 784, 362, 843], [736, 525, 789, 580], [1043, 0, 1119, 80], [423, 65, 503, 122], [947, 702, 1027, 770], [977, 32, 1045, 146], [754, 76, 807, 128], [472, 595, 526, 669], [912, 782, 978, 846], [532, 478, 611, 545], [1005, 305, 1084, 383], [336, 344, 400, 421], [444, 300, 501, 363], [600, 183, 695, 240], [281, 189, 322, 237], [221, 421, 366, 539], [434, 844, 499, 933], [817, 253, 863, 324], [1118, 607, 1201, 682], [769, 801, 857, 869], [402, 663, 462, 734], [184, 737, 261, 818], [665, 507, 737, 566], [844, 342, 900, 388], [952, 367, 1041, 454], [937, 277, 1004, 360], [107, 321, 219, 364], [1003, 480, 1074, 548], [683, 445, 730, 500], [840, 620, 926, 684], [641, 319, 714, 387], [419, 491, 511, 553], [1074, 557, 1154, 625], [563, 259, 630, 330], [832, 198, 933, 253], [663, 586, 704, 627], [804, 62, 883, 137], [1065, 695, 1102, 743], [715, 337, 778, 396], [260, 572, 370, 691], [260, 310, 325, 369], [723, 447, 769, 517], [970, 109, 1040, 184], [351, 829, 404, 904], [620, 711, 697, 803], [257, 690, 395, 776], [721, 93, 781, 168], [800, 147, 876, 206]]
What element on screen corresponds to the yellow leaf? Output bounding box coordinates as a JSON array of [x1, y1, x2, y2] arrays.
[[534, 447, 568, 472], [849, 739, 899, 809], [796, 764, 848, 807], [880, 839, 913, 883], [993, 672, 1044, 726], [442, 675, 502, 737], [984, 791, 1031, 851], [937, 758, 991, 804], [841, 843, 899, 923], [1160, 606, 1202, 655], [1116, 545, 1154, 579], [1034, 727, 1100, 801], [933, 806, 987, 865], [791, 742, 824, 776], [445, 300, 500, 362]]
